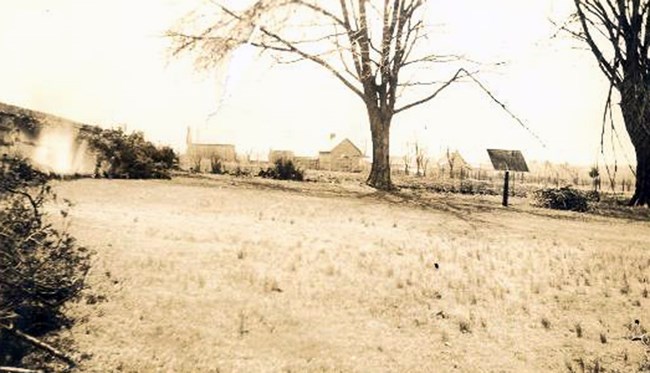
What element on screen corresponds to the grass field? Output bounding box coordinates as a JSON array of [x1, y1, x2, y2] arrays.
[[49, 175, 650, 372]]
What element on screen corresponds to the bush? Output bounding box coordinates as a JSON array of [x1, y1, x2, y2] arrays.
[[0, 155, 91, 368], [258, 159, 304, 181], [228, 166, 252, 177], [79, 126, 178, 179], [533, 186, 593, 212], [459, 180, 498, 195], [210, 157, 225, 175]]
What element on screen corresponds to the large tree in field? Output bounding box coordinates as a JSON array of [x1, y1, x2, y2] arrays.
[[168, 0, 499, 190], [573, 0, 650, 206]]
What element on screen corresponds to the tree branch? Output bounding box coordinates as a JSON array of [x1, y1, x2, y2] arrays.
[[0, 323, 76, 368], [218, 4, 365, 100], [394, 68, 468, 113]]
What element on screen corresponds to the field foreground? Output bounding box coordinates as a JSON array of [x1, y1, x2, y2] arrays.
[[50, 176, 650, 372]]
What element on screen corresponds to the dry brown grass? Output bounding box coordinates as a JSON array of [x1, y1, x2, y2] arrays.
[[48, 175, 650, 372]]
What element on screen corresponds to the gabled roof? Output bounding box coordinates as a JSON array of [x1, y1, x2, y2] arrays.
[[435, 150, 470, 168], [331, 138, 363, 156]]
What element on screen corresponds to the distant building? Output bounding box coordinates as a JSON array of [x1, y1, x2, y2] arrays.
[[318, 138, 364, 172], [294, 156, 319, 170], [436, 149, 471, 178], [184, 127, 236, 172], [268, 150, 295, 163]]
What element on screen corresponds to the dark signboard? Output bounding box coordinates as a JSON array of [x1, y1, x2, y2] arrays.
[[487, 149, 529, 172]]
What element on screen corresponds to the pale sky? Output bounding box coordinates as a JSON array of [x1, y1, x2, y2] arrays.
[[0, 0, 636, 167]]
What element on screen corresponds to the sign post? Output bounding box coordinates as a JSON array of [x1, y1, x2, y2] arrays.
[[487, 149, 529, 208], [502, 170, 510, 207]]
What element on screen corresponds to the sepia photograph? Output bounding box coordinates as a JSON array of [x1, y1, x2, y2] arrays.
[[0, 0, 649, 372]]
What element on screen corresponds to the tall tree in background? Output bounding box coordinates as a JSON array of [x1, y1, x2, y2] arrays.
[[573, 0, 650, 206], [168, 0, 520, 190]]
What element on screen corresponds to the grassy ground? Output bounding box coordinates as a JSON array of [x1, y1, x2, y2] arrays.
[[49, 175, 650, 372]]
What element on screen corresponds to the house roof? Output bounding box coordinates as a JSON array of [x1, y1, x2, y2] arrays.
[[331, 138, 363, 156], [436, 150, 470, 168]]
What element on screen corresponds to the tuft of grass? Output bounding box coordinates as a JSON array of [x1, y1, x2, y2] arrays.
[[592, 359, 602, 373], [541, 317, 551, 330], [263, 277, 283, 293], [639, 356, 650, 371], [620, 282, 631, 295], [574, 322, 583, 338], [459, 319, 472, 334], [566, 357, 604, 373], [239, 311, 249, 337]]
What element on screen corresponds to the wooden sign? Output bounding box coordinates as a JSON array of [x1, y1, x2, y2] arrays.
[[487, 149, 529, 172], [486, 149, 529, 207]]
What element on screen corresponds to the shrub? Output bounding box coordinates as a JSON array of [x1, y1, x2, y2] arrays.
[[584, 190, 600, 202], [258, 159, 304, 181], [533, 186, 591, 212], [459, 180, 497, 195], [0, 153, 50, 191], [79, 126, 178, 179], [228, 166, 252, 177], [0, 155, 91, 368], [210, 156, 225, 175]]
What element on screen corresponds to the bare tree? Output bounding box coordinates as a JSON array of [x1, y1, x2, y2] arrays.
[[589, 165, 600, 192], [244, 148, 254, 163], [168, 0, 526, 190], [571, 0, 650, 206], [402, 145, 412, 175], [414, 140, 427, 176], [190, 155, 203, 173], [446, 147, 454, 179]]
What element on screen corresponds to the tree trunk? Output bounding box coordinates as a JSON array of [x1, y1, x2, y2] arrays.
[[366, 113, 393, 190], [620, 81, 650, 207], [629, 148, 650, 206]]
